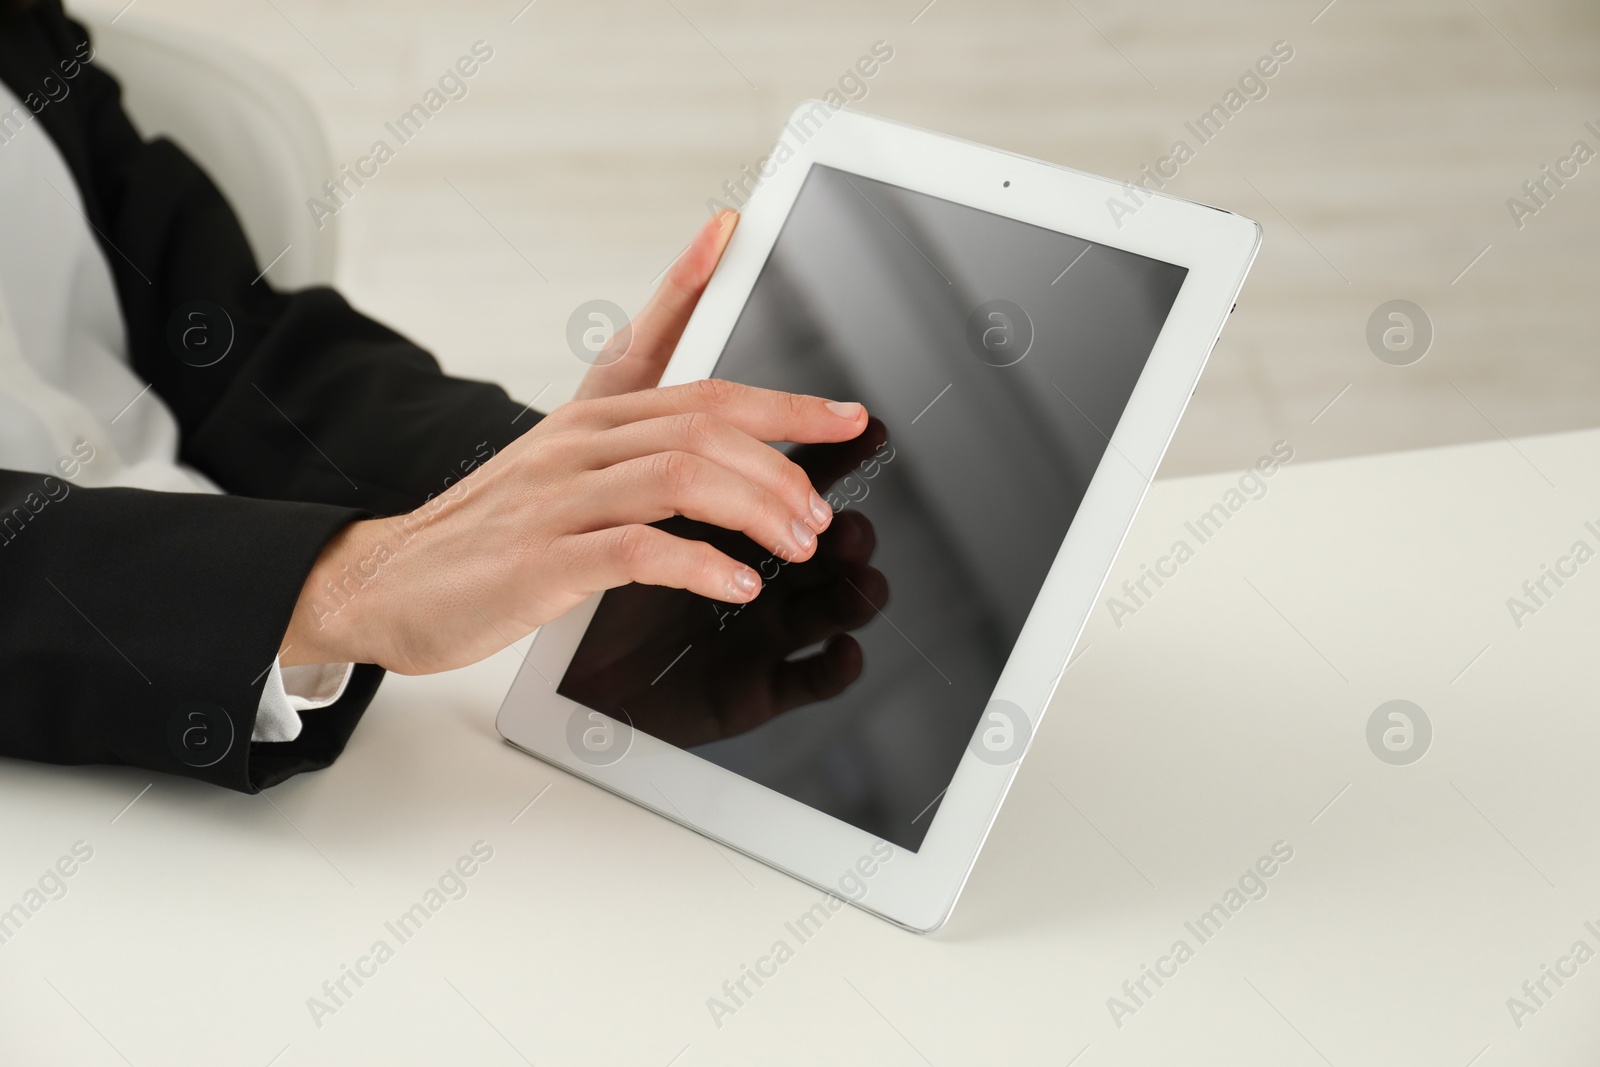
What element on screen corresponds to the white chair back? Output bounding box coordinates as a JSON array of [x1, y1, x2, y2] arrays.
[[79, 11, 337, 288]]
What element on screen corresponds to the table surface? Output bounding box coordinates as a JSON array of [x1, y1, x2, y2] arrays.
[[5, 427, 1599, 1067]]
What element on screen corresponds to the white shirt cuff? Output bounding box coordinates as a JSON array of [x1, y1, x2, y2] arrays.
[[252, 657, 355, 743]]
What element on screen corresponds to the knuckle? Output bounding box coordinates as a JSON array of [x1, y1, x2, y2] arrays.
[[654, 450, 699, 495], [678, 410, 716, 445], [694, 377, 737, 407], [511, 528, 546, 568], [612, 524, 652, 568], [699, 545, 726, 583], [541, 402, 576, 429], [540, 430, 579, 465], [764, 488, 796, 531]]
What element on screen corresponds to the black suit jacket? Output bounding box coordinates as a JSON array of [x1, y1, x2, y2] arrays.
[[0, 2, 536, 791]]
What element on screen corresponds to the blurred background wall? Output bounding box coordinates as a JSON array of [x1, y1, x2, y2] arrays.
[[73, 0, 1600, 476]]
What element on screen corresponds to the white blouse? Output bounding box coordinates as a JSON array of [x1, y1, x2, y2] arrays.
[[0, 80, 349, 743]]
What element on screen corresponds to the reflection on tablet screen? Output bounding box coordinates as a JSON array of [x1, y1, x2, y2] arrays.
[[559, 163, 1187, 851]]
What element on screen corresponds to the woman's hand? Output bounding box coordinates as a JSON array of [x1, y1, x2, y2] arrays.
[[557, 424, 895, 746], [279, 208, 833, 677], [281, 380, 869, 675]]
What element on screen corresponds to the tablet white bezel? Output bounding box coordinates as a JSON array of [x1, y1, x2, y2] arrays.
[[498, 102, 1260, 932]]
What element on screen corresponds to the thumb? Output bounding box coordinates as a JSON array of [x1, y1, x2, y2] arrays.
[[572, 210, 737, 401], [631, 208, 739, 358]]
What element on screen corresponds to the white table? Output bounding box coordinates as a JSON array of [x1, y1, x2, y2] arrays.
[[5, 429, 1599, 1066]]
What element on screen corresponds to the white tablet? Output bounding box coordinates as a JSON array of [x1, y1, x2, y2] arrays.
[[498, 102, 1260, 932]]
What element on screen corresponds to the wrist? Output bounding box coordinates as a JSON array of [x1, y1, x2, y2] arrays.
[[280, 519, 382, 667]]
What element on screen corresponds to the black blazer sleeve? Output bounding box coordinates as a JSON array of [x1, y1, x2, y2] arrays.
[[0, 2, 538, 791]]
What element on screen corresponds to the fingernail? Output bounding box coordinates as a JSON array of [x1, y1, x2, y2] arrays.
[[731, 567, 759, 598], [809, 491, 832, 528], [825, 401, 862, 420], [790, 519, 816, 554]]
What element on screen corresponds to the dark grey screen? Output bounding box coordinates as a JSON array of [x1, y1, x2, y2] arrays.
[[559, 164, 1187, 850]]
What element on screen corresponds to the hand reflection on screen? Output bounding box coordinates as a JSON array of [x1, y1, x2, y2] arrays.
[[558, 420, 893, 749]]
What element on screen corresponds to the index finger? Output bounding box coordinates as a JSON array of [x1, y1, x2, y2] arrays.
[[578, 378, 868, 445]]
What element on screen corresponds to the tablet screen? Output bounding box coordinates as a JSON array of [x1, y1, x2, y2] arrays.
[[559, 163, 1187, 851]]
